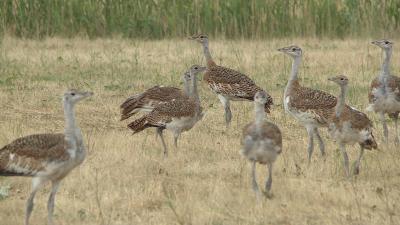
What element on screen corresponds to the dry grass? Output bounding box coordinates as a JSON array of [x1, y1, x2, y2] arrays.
[[0, 37, 399, 225]]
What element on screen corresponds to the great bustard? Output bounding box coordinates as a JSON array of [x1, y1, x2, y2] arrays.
[[128, 65, 206, 157], [189, 34, 273, 127], [367, 39, 400, 144], [120, 71, 194, 121], [241, 91, 282, 199], [328, 75, 377, 176], [0, 89, 93, 225], [278, 45, 336, 162]]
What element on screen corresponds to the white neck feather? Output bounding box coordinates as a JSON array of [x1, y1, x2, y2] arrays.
[[381, 48, 392, 77], [187, 73, 201, 114], [285, 56, 301, 94], [202, 41, 213, 63], [183, 75, 190, 96], [380, 48, 392, 92], [255, 102, 265, 134], [335, 84, 347, 118], [63, 100, 83, 151]]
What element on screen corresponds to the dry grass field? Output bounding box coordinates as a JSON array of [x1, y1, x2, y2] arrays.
[[0, 37, 399, 225]]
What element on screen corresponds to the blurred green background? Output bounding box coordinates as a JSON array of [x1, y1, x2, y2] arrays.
[[1, 0, 399, 39]]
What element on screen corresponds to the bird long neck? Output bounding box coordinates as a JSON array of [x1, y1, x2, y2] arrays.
[[285, 56, 301, 94], [190, 74, 200, 106], [380, 48, 392, 77], [255, 102, 265, 133], [63, 100, 83, 152], [202, 41, 216, 68], [335, 84, 347, 118], [183, 74, 190, 96], [64, 101, 77, 133]]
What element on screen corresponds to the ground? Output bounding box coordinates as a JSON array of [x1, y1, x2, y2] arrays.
[[0, 37, 399, 225]]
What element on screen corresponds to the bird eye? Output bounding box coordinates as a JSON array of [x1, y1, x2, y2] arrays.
[[200, 35, 204, 38], [340, 78, 344, 80], [194, 67, 198, 70], [292, 48, 296, 51], [71, 93, 75, 96], [384, 41, 389, 44]]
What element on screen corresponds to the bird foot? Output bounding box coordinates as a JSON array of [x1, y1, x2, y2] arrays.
[[394, 137, 400, 146], [262, 191, 273, 199]]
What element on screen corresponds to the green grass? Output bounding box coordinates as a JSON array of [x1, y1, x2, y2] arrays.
[[0, 0, 399, 39]]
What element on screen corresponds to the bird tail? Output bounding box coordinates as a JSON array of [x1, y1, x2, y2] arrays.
[[120, 94, 142, 121], [360, 133, 378, 150], [127, 116, 150, 134]]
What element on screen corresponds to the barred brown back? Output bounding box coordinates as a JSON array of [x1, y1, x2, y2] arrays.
[[204, 65, 273, 111], [120, 86, 185, 121]]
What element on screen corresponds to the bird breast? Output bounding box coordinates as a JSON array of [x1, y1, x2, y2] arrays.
[[368, 87, 400, 113], [329, 121, 372, 145], [166, 116, 197, 132]]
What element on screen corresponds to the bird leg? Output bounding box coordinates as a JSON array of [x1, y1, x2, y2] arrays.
[[392, 113, 399, 145], [339, 143, 350, 177], [251, 161, 261, 201], [306, 127, 315, 164], [157, 128, 168, 158], [25, 177, 46, 225], [379, 112, 389, 144], [47, 180, 61, 225], [264, 163, 273, 198], [173, 132, 180, 148], [314, 128, 326, 157], [217, 95, 232, 128], [353, 146, 365, 175]]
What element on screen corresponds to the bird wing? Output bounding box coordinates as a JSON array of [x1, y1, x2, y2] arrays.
[[146, 99, 197, 126], [205, 66, 273, 108], [288, 86, 337, 124], [128, 99, 197, 132], [369, 75, 400, 103], [338, 106, 373, 130], [120, 86, 184, 120], [242, 122, 282, 155], [0, 133, 69, 176]]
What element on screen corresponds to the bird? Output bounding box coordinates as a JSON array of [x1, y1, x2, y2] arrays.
[[241, 91, 282, 199], [189, 34, 273, 127], [0, 89, 93, 225], [367, 39, 400, 144], [278, 45, 336, 162], [127, 65, 206, 157], [328, 75, 377, 176], [120, 71, 194, 121]]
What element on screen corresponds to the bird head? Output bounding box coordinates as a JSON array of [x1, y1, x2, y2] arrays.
[[63, 89, 93, 105], [277, 45, 303, 58]]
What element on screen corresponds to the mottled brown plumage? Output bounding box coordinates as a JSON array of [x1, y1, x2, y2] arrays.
[[128, 99, 197, 132], [328, 75, 377, 176], [279, 45, 334, 162], [190, 34, 273, 127], [0, 134, 70, 176], [368, 75, 400, 106], [285, 80, 337, 126], [0, 89, 93, 225], [126, 65, 206, 157], [120, 86, 185, 121], [205, 65, 273, 112], [240, 91, 281, 198], [242, 122, 282, 156], [368, 39, 400, 144]]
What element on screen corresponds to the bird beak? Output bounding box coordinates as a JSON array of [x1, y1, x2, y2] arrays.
[[188, 36, 196, 40], [277, 48, 285, 52], [327, 77, 334, 81], [371, 40, 378, 45]]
